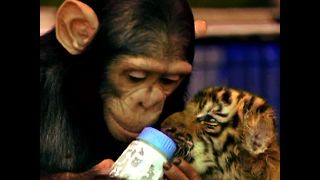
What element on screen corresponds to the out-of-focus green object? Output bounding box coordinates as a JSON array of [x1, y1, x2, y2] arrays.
[[187, 0, 273, 8], [40, 0, 63, 6], [40, 0, 274, 7]]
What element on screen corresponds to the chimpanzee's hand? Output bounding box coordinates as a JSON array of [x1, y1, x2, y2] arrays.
[[40, 159, 117, 180], [163, 157, 202, 180]]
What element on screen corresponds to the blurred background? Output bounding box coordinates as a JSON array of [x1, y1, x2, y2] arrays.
[[40, 0, 280, 136]]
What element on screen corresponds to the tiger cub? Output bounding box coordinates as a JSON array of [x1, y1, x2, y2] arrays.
[[161, 86, 280, 180]]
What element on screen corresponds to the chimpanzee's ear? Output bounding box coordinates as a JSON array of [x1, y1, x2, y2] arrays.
[[55, 0, 99, 55], [194, 19, 207, 39]]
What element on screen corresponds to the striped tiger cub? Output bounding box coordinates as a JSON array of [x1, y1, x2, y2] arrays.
[[161, 86, 280, 180]]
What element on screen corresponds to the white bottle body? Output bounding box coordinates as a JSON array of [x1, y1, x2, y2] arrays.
[[108, 140, 167, 180]]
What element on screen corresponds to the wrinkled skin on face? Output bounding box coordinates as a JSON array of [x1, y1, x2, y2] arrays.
[[103, 56, 192, 141]]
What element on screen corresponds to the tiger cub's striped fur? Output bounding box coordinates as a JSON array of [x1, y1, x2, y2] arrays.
[[161, 86, 280, 180]]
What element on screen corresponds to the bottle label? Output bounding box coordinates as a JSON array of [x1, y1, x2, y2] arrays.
[[108, 140, 167, 180]]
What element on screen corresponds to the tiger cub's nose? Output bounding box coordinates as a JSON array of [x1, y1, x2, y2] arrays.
[[161, 126, 177, 137]]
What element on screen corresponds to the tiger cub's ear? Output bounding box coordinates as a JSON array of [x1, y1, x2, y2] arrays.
[[242, 108, 277, 155], [55, 0, 99, 55]]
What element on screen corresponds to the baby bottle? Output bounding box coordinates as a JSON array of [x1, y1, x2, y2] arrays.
[[108, 127, 176, 180]]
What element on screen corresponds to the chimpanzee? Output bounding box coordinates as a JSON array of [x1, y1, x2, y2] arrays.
[[40, 0, 206, 179]]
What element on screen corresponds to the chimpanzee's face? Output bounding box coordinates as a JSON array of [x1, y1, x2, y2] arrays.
[[52, 0, 196, 143], [103, 56, 192, 141]]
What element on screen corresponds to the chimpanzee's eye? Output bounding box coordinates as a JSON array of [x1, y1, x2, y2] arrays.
[[160, 74, 180, 85], [127, 70, 147, 83]]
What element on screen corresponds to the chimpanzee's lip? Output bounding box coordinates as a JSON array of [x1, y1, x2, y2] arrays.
[[110, 112, 141, 139], [115, 120, 140, 138]]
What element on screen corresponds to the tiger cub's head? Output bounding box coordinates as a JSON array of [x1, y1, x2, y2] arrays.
[[161, 86, 278, 177]]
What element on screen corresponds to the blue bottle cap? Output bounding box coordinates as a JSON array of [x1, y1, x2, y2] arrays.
[[137, 127, 176, 160]]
